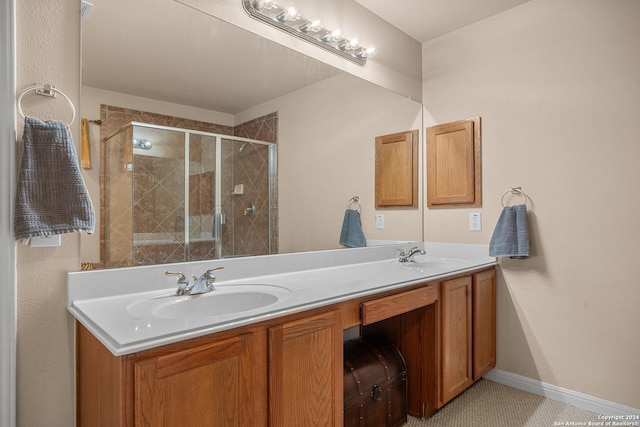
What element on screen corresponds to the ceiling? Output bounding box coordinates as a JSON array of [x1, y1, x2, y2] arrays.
[[355, 0, 530, 42], [82, 0, 530, 114]]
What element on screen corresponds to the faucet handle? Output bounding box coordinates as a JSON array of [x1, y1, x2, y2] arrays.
[[165, 271, 187, 283], [165, 271, 189, 295], [204, 267, 224, 283]]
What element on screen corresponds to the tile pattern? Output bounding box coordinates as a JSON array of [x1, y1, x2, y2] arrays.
[[100, 105, 278, 267], [233, 113, 279, 256]]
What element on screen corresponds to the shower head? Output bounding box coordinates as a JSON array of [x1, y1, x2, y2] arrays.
[[133, 138, 152, 150], [239, 143, 248, 152]]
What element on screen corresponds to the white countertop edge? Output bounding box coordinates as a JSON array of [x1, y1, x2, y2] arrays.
[[71, 258, 496, 356]]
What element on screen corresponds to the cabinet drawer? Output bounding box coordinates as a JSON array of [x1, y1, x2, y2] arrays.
[[361, 285, 437, 325]]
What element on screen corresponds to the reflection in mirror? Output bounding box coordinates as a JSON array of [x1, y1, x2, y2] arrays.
[[103, 122, 276, 268], [81, 0, 423, 268]]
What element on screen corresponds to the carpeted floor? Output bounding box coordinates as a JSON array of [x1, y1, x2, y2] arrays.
[[406, 379, 602, 427]]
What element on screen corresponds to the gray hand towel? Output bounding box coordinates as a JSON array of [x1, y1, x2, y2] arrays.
[[14, 117, 96, 241], [339, 209, 366, 248], [489, 204, 529, 258]]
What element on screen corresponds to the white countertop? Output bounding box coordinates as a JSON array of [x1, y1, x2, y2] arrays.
[[68, 242, 495, 356]]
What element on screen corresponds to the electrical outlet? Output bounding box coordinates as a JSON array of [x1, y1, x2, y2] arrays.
[[469, 213, 482, 231], [375, 214, 385, 230]]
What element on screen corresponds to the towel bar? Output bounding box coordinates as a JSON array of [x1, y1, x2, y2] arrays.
[[347, 195, 361, 213], [17, 83, 76, 127], [500, 187, 529, 207]]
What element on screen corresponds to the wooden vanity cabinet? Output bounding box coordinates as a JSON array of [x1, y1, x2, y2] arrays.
[[76, 267, 496, 426], [268, 310, 343, 427], [439, 268, 496, 406], [76, 308, 342, 427], [439, 275, 473, 404], [133, 332, 264, 427], [76, 325, 268, 427], [472, 268, 497, 379]]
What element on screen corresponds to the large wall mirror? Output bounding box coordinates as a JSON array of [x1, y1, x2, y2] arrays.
[[80, 0, 423, 268]]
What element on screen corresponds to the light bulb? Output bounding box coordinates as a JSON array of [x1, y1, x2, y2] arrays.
[[255, 0, 277, 11], [276, 4, 300, 22], [346, 37, 360, 50], [300, 16, 323, 33], [285, 6, 299, 20]]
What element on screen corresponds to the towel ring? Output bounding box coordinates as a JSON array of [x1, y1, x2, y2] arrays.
[[17, 84, 76, 127], [500, 187, 529, 207], [347, 196, 361, 213]]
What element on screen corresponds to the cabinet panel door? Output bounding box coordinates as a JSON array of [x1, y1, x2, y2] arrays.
[[440, 276, 473, 405], [269, 310, 343, 427], [473, 269, 497, 379], [426, 117, 481, 208], [134, 333, 263, 427], [375, 130, 419, 208]]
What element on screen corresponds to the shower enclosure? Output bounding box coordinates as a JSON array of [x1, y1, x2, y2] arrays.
[[103, 122, 276, 268]]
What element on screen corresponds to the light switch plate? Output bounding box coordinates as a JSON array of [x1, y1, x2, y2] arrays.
[[375, 214, 385, 230], [469, 213, 482, 231]]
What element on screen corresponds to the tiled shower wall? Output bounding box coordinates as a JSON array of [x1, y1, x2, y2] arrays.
[[101, 105, 278, 267], [233, 113, 278, 256]]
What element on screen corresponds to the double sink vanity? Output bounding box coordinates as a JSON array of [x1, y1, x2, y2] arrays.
[[68, 242, 497, 426]]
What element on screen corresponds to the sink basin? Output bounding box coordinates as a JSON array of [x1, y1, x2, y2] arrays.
[[127, 284, 291, 319]]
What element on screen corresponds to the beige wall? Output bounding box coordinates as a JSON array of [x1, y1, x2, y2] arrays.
[[16, 0, 80, 425], [422, 0, 640, 407]]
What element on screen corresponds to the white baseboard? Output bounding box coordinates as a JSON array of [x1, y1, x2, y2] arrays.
[[485, 369, 640, 417]]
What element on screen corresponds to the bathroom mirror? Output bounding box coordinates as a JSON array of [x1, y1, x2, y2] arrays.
[[80, 0, 423, 267]]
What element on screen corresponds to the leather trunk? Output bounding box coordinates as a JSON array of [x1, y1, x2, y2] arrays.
[[344, 335, 407, 427]]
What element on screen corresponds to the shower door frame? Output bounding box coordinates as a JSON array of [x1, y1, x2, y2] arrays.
[[129, 122, 276, 262]]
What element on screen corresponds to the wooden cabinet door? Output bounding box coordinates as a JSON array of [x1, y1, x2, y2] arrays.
[[375, 130, 419, 208], [133, 332, 265, 427], [473, 269, 496, 379], [269, 310, 343, 427], [426, 117, 481, 208], [440, 275, 473, 405]]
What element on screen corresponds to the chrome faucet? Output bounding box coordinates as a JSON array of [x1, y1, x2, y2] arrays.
[[398, 247, 426, 263], [165, 267, 223, 296], [189, 267, 224, 295]]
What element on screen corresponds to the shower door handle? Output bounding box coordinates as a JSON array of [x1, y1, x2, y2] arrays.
[[214, 212, 225, 243]]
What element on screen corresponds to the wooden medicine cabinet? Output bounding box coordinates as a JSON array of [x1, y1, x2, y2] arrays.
[[426, 117, 481, 208], [375, 130, 419, 209]]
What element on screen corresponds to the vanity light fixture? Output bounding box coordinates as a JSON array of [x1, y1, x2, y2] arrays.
[[242, 0, 376, 66]]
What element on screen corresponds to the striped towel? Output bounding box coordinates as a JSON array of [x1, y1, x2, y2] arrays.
[[14, 117, 95, 241]]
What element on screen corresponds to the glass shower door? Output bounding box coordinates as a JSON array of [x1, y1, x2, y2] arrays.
[[187, 133, 217, 261], [131, 126, 186, 265], [189, 136, 274, 260], [218, 138, 274, 258]]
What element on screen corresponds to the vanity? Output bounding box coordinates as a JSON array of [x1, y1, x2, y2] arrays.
[[68, 243, 496, 426]]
